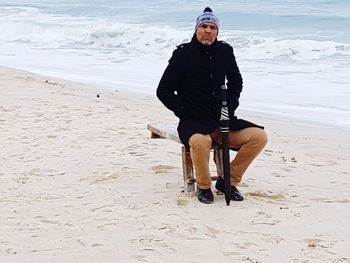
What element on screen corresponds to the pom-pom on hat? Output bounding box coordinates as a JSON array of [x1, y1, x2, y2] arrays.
[[195, 7, 219, 32]]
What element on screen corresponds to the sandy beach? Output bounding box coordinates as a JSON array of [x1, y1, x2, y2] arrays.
[[0, 66, 349, 263]]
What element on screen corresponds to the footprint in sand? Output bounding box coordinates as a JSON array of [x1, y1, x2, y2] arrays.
[[6, 248, 18, 255], [176, 198, 191, 206], [247, 191, 286, 202], [303, 238, 324, 248], [205, 225, 220, 238], [151, 165, 177, 174], [263, 149, 274, 156], [310, 197, 349, 203], [90, 172, 119, 184], [307, 160, 339, 167], [306, 154, 339, 167]]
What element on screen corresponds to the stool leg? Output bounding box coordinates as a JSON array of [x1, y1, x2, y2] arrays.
[[214, 148, 223, 178], [181, 146, 195, 194]]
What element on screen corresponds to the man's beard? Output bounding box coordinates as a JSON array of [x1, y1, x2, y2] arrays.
[[200, 39, 213, 46]]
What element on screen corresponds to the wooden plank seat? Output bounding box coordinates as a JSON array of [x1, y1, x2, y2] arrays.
[[147, 123, 224, 193]]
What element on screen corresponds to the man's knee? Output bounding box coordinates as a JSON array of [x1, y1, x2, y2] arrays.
[[189, 133, 212, 150], [255, 128, 268, 148]]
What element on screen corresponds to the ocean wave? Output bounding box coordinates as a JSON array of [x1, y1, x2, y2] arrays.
[[1, 7, 349, 65], [0, 6, 189, 54], [222, 32, 350, 63]]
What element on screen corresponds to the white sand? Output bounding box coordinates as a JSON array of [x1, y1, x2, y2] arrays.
[[1, 66, 349, 263]]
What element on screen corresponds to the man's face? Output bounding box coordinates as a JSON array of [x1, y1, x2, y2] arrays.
[[195, 22, 218, 46]]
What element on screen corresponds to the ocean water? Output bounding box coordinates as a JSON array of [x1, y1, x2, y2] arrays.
[[1, 0, 349, 128]]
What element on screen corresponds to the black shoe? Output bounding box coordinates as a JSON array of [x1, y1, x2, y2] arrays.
[[215, 177, 244, 201], [197, 187, 214, 204]]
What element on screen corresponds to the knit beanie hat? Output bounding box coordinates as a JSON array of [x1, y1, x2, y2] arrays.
[[195, 7, 219, 32]]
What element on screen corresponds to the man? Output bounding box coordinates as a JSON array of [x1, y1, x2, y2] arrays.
[[157, 7, 268, 204]]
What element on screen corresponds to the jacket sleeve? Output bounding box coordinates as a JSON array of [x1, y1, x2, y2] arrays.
[[226, 46, 243, 114], [156, 49, 185, 118]]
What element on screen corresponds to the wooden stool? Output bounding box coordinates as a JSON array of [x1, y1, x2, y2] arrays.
[[147, 123, 223, 194]]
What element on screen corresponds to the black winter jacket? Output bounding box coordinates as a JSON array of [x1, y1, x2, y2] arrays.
[[157, 36, 262, 146]]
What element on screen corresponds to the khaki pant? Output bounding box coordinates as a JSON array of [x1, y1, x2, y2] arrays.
[[188, 127, 268, 189]]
